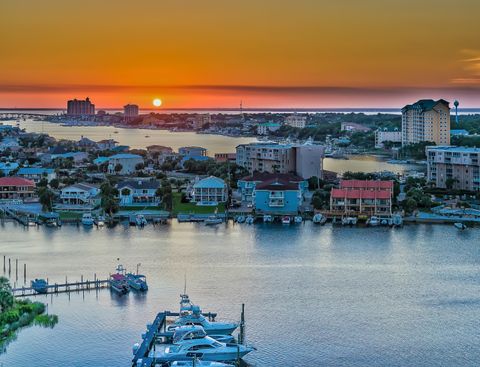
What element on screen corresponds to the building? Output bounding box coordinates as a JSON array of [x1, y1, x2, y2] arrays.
[[450, 129, 470, 137], [341, 122, 371, 132], [0, 162, 19, 176], [192, 114, 211, 130], [237, 172, 307, 204], [284, 114, 307, 129], [124, 104, 139, 121], [17, 167, 56, 184], [116, 179, 160, 206], [375, 129, 402, 148], [253, 177, 304, 214], [106, 154, 144, 175], [59, 183, 100, 207], [330, 180, 394, 216], [50, 152, 89, 165], [426, 146, 480, 191], [214, 153, 236, 163], [190, 176, 227, 204], [236, 142, 324, 179], [0, 137, 21, 152], [97, 139, 118, 150], [257, 122, 281, 135], [146, 145, 173, 155], [0, 177, 36, 201], [67, 97, 95, 116], [179, 146, 207, 157], [401, 99, 450, 146]]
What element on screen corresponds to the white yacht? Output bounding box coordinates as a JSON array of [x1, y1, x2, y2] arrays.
[[312, 213, 327, 225], [367, 216, 380, 226], [281, 216, 291, 225], [135, 214, 147, 227], [245, 215, 254, 225], [167, 294, 238, 336], [95, 215, 105, 227], [150, 325, 254, 362], [81, 213, 94, 226], [294, 216, 303, 224], [263, 214, 272, 223]]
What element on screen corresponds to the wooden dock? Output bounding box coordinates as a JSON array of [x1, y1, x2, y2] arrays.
[[12, 277, 109, 297]]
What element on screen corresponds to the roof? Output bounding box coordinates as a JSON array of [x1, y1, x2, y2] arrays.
[[117, 179, 159, 190], [256, 178, 299, 191], [450, 129, 469, 136], [109, 153, 143, 159], [331, 188, 392, 199], [63, 182, 99, 191], [179, 146, 207, 150], [339, 180, 393, 189], [402, 99, 450, 112], [193, 176, 226, 189], [18, 167, 54, 175], [0, 177, 35, 187], [427, 146, 480, 153], [240, 172, 304, 183]]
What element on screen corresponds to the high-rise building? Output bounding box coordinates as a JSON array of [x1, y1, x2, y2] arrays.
[[401, 99, 450, 146], [426, 146, 480, 191], [124, 104, 139, 120], [67, 97, 95, 116], [284, 114, 307, 129]]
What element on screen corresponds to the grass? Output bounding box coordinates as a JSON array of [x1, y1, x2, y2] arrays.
[[172, 192, 225, 215], [58, 211, 83, 220]]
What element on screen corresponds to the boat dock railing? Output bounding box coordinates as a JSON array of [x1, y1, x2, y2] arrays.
[[12, 277, 110, 297]]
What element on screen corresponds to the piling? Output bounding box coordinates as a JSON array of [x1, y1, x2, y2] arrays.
[[8, 258, 11, 275], [3, 255, 5, 273], [23, 263, 26, 283], [15, 259, 18, 280]]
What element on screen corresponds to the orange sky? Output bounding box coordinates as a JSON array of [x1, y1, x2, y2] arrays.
[[1, 0, 479, 109]]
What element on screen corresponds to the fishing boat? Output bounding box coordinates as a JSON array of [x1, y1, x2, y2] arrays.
[[205, 216, 223, 226], [263, 214, 273, 223], [245, 215, 254, 224], [294, 216, 303, 224], [95, 215, 106, 227], [367, 216, 380, 226], [380, 218, 389, 226], [454, 222, 467, 230], [150, 325, 254, 362], [235, 215, 245, 223], [31, 278, 48, 294], [281, 216, 291, 225], [126, 273, 148, 291], [81, 213, 94, 226], [110, 264, 130, 294], [341, 217, 357, 226], [135, 214, 148, 227], [312, 213, 327, 225]]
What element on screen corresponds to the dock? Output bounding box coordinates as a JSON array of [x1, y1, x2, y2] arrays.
[[12, 277, 110, 297]]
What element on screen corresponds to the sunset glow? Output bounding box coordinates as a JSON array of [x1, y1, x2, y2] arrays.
[[152, 98, 162, 107]]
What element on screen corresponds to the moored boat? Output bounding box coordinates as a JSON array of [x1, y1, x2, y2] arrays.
[[135, 214, 147, 227], [263, 214, 272, 223], [110, 264, 130, 294], [95, 215, 105, 227], [245, 215, 254, 225], [312, 213, 327, 225], [281, 216, 291, 225], [126, 273, 148, 291], [367, 216, 380, 226], [82, 213, 94, 226], [31, 278, 48, 294], [454, 222, 467, 230], [235, 215, 245, 223], [294, 216, 303, 224], [205, 216, 223, 226]]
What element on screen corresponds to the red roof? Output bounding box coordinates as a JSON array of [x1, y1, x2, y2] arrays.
[[0, 177, 35, 187], [340, 180, 393, 189], [331, 188, 392, 199]]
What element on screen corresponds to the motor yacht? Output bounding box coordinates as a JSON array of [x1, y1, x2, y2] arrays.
[[126, 273, 148, 291], [294, 216, 303, 224], [110, 264, 130, 294], [263, 215, 272, 223], [367, 216, 380, 226], [205, 216, 223, 226], [31, 278, 48, 294], [95, 215, 106, 227], [150, 325, 254, 362], [82, 213, 94, 226], [235, 215, 245, 224], [135, 214, 148, 227], [454, 222, 467, 230], [312, 213, 327, 225], [281, 216, 291, 225], [245, 215, 254, 225]]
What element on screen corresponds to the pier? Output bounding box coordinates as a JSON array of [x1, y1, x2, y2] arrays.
[[12, 277, 109, 297]]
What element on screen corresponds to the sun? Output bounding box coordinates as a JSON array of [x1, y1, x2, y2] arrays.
[[152, 98, 162, 107]]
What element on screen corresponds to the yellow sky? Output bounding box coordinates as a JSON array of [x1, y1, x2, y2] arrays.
[[1, 0, 479, 108]]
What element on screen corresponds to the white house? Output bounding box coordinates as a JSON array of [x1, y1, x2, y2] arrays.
[[97, 139, 118, 150], [0, 137, 21, 152], [59, 183, 100, 208], [190, 176, 227, 204], [107, 154, 144, 175], [17, 167, 56, 183], [116, 179, 160, 206]]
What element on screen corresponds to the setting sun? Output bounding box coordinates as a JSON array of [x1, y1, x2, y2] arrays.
[[152, 98, 162, 107]]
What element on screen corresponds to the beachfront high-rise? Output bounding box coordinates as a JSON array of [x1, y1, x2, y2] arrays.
[[67, 97, 95, 116], [124, 104, 139, 120], [401, 99, 450, 146]]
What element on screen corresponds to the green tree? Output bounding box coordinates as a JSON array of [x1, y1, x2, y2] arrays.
[[38, 186, 54, 212], [49, 178, 59, 189], [403, 197, 418, 214], [100, 181, 119, 216], [114, 163, 123, 174], [0, 277, 14, 312]]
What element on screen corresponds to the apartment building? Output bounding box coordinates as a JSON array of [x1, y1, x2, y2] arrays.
[[375, 129, 402, 148], [284, 114, 307, 129]]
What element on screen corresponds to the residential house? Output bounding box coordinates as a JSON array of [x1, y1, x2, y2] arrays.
[[59, 183, 100, 208], [253, 177, 304, 214], [284, 114, 307, 129], [179, 146, 207, 157], [214, 153, 236, 163], [106, 154, 144, 175], [0, 137, 21, 152], [0, 177, 36, 201], [0, 162, 19, 176], [330, 180, 394, 216], [190, 176, 227, 204], [97, 139, 118, 150], [17, 167, 56, 184], [116, 179, 160, 206], [257, 122, 281, 135]]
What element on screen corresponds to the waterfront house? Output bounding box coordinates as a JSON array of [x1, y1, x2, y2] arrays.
[[330, 180, 393, 216], [97, 139, 118, 150], [214, 153, 236, 163], [17, 167, 56, 184], [0, 162, 19, 176], [179, 146, 207, 157], [116, 179, 160, 206], [78, 136, 98, 149], [253, 177, 303, 214], [50, 152, 89, 165], [59, 182, 100, 208], [106, 154, 144, 175], [190, 176, 227, 204], [237, 172, 307, 204], [0, 137, 21, 152], [0, 177, 36, 202]]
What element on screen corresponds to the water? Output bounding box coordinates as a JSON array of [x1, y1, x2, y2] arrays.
[[0, 221, 479, 366], [12, 119, 420, 174]]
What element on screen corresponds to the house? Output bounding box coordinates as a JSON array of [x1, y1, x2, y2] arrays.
[[0, 137, 21, 152], [97, 139, 118, 150], [17, 167, 56, 184], [330, 180, 393, 216], [179, 146, 207, 157], [257, 122, 281, 135], [214, 153, 236, 163], [59, 183, 100, 208], [0, 177, 36, 201], [51, 152, 89, 165], [146, 145, 173, 155], [237, 172, 307, 204], [253, 177, 303, 214], [78, 136, 98, 149], [0, 162, 19, 176], [106, 154, 144, 175], [116, 179, 160, 206], [341, 122, 371, 132], [190, 176, 227, 204]]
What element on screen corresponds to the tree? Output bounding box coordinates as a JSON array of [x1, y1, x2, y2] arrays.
[[114, 163, 123, 173], [49, 178, 59, 189], [38, 186, 54, 212], [37, 177, 49, 187], [445, 177, 457, 190], [0, 276, 14, 312], [403, 197, 418, 214], [100, 181, 119, 216]]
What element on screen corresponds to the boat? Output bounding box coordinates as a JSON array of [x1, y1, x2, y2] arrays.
[[167, 294, 238, 335], [170, 360, 233, 367], [114, 131, 119, 134], [312, 213, 327, 225], [245, 215, 254, 225], [281, 216, 291, 225], [380, 219, 389, 226], [45, 218, 57, 227], [454, 222, 467, 230], [145, 135, 150, 138], [341, 217, 357, 226], [109, 264, 130, 294], [31, 278, 48, 294], [150, 325, 254, 362], [81, 213, 94, 226], [126, 273, 148, 291], [205, 216, 223, 226], [367, 216, 380, 226], [235, 215, 245, 223], [135, 214, 148, 227], [294, 216, 303, 224], [263, 214, 273, 223], [392, 214, 403, 227], [27, 219, 37, 226], [95, 215, 106, 227]]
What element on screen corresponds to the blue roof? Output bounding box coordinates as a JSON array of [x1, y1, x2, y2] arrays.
[[450, 129, 469, 136], [428, 146, 480, 153], [109, 153, 142, 159], [193, 176, 226, 189], [18, 167, 54, 175], [93, 157, 110, 164]]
